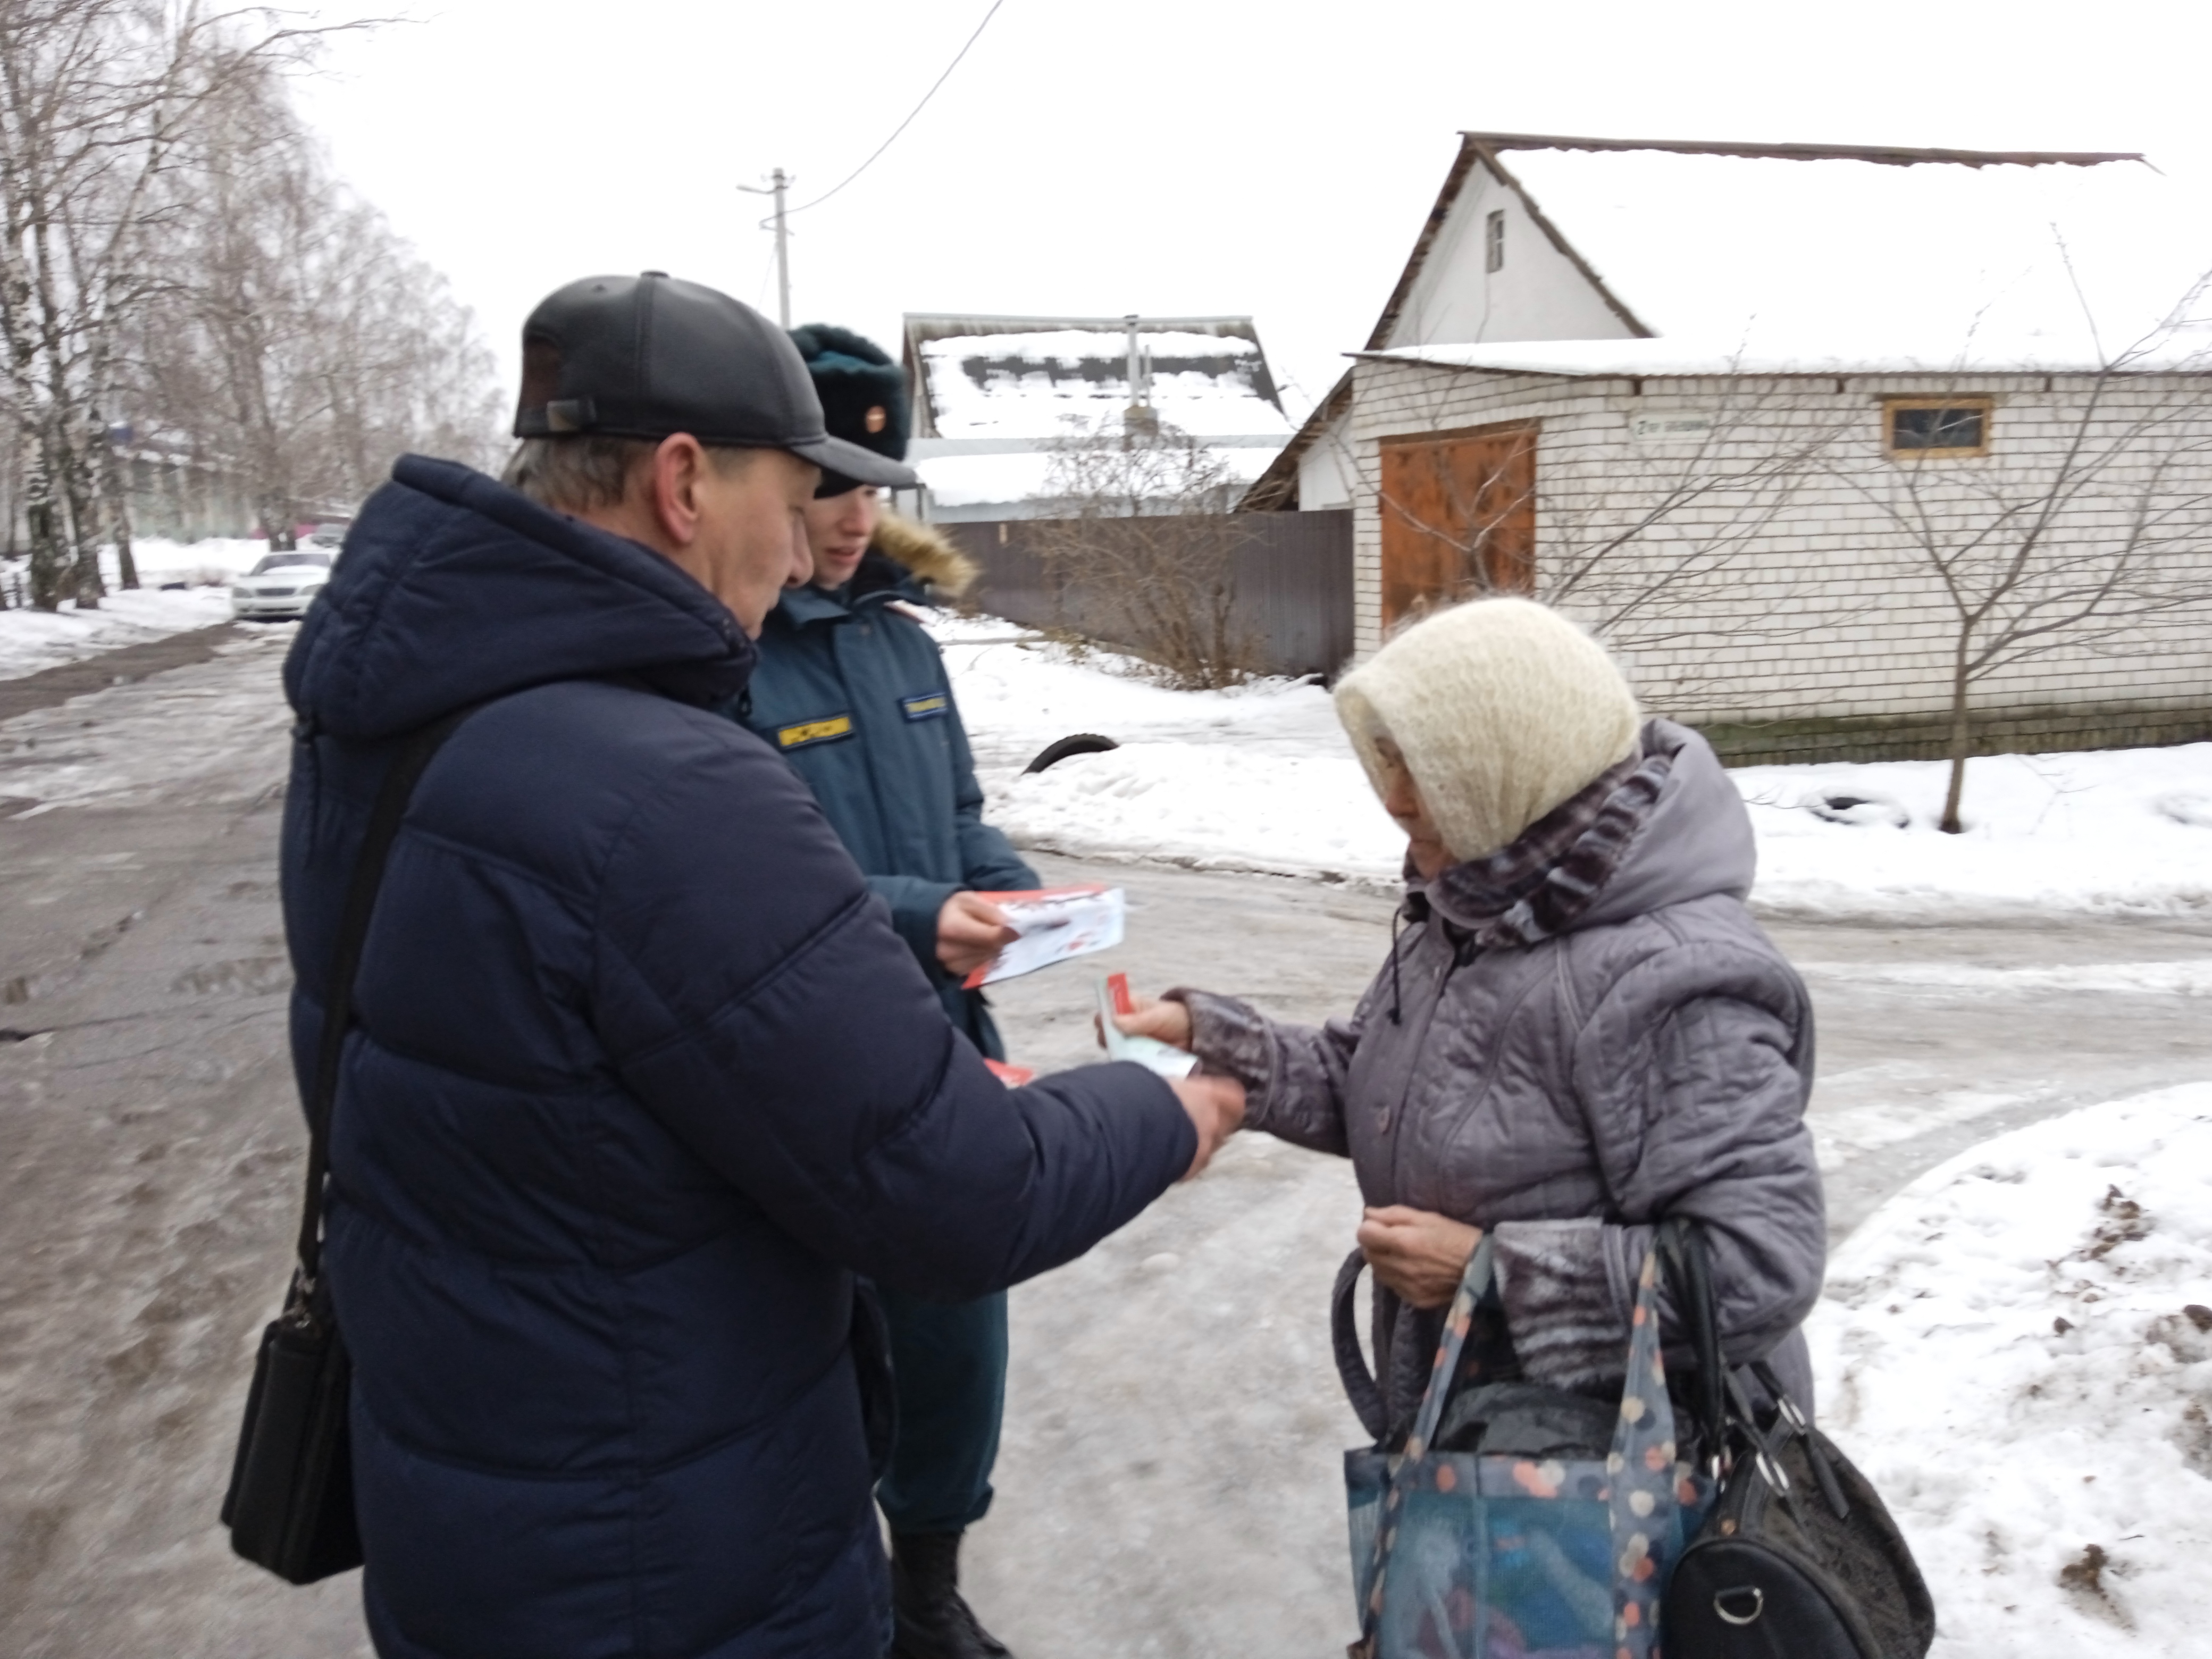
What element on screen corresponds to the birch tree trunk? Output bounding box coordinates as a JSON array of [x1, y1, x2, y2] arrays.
[[93, 406, 135, 588]]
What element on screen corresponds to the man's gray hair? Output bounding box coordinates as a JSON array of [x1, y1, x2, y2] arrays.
[[501, 436, 759, 513], [502, 435, 657, 512]]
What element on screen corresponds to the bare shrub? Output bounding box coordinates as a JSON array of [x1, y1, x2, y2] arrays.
[[1026, 414, 1259, 691]]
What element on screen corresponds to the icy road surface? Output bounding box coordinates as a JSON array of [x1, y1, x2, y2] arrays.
[[2, 635, 2210, 1656]]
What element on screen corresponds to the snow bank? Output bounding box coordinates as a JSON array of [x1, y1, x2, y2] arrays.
[[0, 539, 270, 681], [935, 615, 2212, 917], [994, 741, 1399, 882], [1742, 746, 2212, 921], [128, 536, 272, 587], [1808, 1084, 2212, 1657], [932, 623, 1405, 883]]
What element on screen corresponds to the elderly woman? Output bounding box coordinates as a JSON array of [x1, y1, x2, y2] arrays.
[[1121, 598, 1825, 1440]]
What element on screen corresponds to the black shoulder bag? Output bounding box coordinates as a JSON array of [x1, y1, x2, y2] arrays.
[[1658, 1220, 1937, 1659], [221, 708, 476, 1584]]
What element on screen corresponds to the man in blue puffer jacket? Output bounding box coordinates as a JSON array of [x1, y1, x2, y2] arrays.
[[278, 272, 1243, 1659], [736, 325, 1037, 1659]]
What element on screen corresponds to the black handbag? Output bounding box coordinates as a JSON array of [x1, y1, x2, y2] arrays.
[[1658, 1221, 1937, 1659], [221, 708, 477, 1583]]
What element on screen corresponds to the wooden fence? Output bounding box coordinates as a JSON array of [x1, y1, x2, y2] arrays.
[[937, 509, 1354, 679]]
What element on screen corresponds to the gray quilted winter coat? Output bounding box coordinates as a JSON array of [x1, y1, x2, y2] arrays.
[[1173, 719, 1824, 1438]]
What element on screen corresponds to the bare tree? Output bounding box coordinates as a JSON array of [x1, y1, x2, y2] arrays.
[[0, 3, 498, 611], [1026, 413, 1258, 691], [1833, 303, 2212, 831], [125, 45, 504, 545]]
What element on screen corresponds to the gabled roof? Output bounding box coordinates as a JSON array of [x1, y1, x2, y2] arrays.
[[1242, 131, 2196, 506], [1405, 134, 2189, 360], [1393, 138, 2141, 351], [901, 314, 1293, 442]]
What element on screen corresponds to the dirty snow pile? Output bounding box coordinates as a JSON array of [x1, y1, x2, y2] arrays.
[[931, 615, 2212, 918], [1807, 1084, 2212, 1658], [0, 539, 267, 681]]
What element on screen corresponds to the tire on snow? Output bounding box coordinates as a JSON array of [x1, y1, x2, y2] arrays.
[[1023, 733, 1119, 775]]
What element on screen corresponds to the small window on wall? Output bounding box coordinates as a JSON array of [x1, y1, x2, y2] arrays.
[[1885, 397, 1992, 459], [1485, 210, 1505, 273]]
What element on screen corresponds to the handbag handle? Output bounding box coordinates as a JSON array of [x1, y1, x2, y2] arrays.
[[1404, 1235, 1495, 1459], [1330, 1250, 1388, 1444], [292, 705, 480, 1297], [1350, 1236, 1496, 1656]]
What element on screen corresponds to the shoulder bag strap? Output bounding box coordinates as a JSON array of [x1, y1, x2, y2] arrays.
[[292, 705, 481, 1294], [1657, 1216, 1728, 1466]]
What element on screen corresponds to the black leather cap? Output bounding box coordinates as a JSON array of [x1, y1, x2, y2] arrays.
[[512, 273, 918, 488]]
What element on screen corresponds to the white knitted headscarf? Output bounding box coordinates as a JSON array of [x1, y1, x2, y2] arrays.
[[1334, 599, 1641, 862]]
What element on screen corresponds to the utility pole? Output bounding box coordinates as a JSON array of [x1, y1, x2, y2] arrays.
[[738, 168, 792, 326], [1123, 313, 1156, 438]]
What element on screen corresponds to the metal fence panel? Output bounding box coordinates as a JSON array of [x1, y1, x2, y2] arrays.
[[940, 510, 1353, 678]]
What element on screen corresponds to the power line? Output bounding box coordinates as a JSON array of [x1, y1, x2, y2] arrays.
[[786, 0, 1005, 215]]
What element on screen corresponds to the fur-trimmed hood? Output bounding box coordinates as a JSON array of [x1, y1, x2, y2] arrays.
[[873, 513, 978, 599]]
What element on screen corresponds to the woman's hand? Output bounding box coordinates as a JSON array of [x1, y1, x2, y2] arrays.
[[1357, 1206, 1484, 1310], [1094, 992, 1194, 1052]]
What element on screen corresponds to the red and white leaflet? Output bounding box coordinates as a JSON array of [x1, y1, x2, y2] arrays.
[[962, 884, 1125, 988]]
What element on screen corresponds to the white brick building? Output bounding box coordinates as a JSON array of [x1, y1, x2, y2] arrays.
[[1246, 135, 2212, 761]]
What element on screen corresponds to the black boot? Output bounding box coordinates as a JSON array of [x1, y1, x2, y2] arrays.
[[890, 1530, 1012, 1659]]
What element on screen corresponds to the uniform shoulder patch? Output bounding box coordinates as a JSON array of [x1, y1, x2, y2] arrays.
[[777, 714, 854, 749], [899, 692, 950, 722]]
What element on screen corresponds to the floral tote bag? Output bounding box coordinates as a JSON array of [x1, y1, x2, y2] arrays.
[[1344, 1238, 1711, 1659]]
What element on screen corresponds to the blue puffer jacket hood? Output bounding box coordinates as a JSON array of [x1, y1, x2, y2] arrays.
[[286, 454, 753, 739]]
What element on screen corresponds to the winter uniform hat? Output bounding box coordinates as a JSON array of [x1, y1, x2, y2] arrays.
[[787, 323, 910, 498], [1334, 598, 1641, 862]]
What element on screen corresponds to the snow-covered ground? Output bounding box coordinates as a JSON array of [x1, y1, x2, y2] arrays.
[[0, 539, 270, 681], [1809, 1085, 2212, 1657], [929, 614, 2212, 921]]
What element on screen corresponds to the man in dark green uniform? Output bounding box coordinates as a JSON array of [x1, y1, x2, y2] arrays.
[[732, 324, 1031, 1659]]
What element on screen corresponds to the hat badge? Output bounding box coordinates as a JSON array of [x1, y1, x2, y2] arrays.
[[864, 405, 887, 434]]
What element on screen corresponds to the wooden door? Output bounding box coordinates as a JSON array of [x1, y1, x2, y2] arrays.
[[1377, 422, 1537, 630]]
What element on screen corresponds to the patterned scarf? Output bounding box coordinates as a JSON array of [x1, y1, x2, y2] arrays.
[[1414, 723, 1674, 949]]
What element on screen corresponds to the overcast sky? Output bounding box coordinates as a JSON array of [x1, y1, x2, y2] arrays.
[[292, 0, 2212, 424]]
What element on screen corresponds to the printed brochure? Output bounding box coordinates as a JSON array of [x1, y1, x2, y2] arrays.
[[963, 884, 1125, 988]]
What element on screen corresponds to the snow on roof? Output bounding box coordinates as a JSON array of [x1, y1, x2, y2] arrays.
[[904, 315, 1294, 442], [1473, 141, 2209, 368], [1360, 335, 2212, 380]]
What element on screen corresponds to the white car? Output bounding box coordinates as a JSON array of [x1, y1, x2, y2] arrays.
[[231, 550, 336, 620]]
